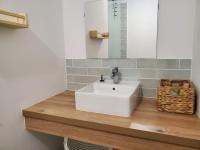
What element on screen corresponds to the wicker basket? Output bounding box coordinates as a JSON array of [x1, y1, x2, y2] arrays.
[[157, 79, 195, 114]]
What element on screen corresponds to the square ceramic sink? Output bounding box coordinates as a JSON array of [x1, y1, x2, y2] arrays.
[[75, 80, 141, 117]]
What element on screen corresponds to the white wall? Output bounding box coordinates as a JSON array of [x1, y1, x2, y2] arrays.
[[157, 0, 196, 59], [192, 0, 200, 118], [127, 0, 158, 58], [0, 0, 66, 150], [85, 0, 108, 58]]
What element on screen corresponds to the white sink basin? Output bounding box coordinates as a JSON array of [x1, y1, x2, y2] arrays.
[[75, 80, 141, 117]]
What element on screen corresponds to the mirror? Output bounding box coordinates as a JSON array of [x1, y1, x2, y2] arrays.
[[84, 0, 158, 58]]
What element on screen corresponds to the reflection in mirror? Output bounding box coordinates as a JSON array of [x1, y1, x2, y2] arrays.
[[127, 0, 158, 58], [108, 0, 126, 58], [84, 0, 158, 59]]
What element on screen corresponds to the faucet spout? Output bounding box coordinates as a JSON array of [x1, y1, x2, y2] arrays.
[[111, 67, 121, 84]]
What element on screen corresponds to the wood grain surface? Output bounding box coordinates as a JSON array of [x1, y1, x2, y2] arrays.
[[23, 91, 200, 149]]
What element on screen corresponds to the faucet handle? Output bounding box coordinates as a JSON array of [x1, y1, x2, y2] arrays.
[[112, 67, 118, 73], [99, 74, 105, 82]]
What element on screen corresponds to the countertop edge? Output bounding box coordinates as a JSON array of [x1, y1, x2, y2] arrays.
[[23, 109, 200, 149]]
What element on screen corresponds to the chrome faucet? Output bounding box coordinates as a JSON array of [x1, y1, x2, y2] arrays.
[[111, 67, 121, 84]]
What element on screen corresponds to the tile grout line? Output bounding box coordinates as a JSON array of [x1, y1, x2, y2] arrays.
[[178, 59, 181, 69], [66, 66, 191, 71], [71, 59, 74, 67], [136, 58, 138, 68]]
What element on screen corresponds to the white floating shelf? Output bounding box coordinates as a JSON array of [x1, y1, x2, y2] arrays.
[[0, 9, 28, 28]]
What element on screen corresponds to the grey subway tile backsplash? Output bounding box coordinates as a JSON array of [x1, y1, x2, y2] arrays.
[[120, 68, 139, 77], [87, 68, 110, 76], [102, 59, 137, 68], [67, 67, 88, 75], [66, 59, 72, 67], [139, 69, 157, 78], [158, 70, 191, 80], [157, 59, 179, 69], [73, 59, 102, 68], [72, 76, 98, 84], [142, 88, 157, 98], [180, 59, 192, 69], [67, 83, 87, 91], [66, 59, 192, 98], [140, 79, 158, 89], [67, 75, 74, 82], [137, 59, 157, 68]]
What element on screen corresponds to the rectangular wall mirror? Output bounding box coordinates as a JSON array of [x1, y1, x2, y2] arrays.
[[84, 0, 158, 59]]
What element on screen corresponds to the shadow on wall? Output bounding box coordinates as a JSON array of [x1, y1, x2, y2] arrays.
[[0, 0, 66, 150], [30, 132, 64, 150], [0, 28, 60, 79], [0, 23, 65, 150]]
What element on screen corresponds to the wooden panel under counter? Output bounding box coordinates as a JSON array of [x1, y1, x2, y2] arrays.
[[23, 91, 200, 150]]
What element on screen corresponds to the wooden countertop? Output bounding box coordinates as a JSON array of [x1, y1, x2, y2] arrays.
[[23, 91, 200, 149]]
